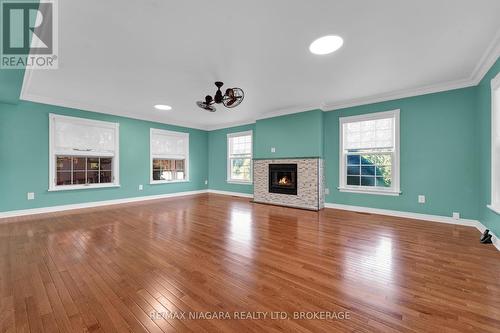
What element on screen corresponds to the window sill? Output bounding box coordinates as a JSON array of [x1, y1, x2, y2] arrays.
[[150, 180, 189, 185], [48, 184, 120, 192], [338, 187, 401, 196], [487, 204, 500, 215], [227, 180, 253, 185]]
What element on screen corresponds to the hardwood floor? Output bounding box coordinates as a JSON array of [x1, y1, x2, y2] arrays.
[[1, 193, 499, 332]]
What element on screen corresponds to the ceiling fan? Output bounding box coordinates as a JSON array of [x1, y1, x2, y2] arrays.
[[196, 81, 244, 112]]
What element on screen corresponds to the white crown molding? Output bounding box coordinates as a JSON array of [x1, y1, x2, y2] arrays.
[[255, 104, 322, 121], [323, 30, 500, 112], [324, 202, 499, 252], [19, 65, 34, 102], [470, 28, 500, 85], [0, 189, 208, 220], [19, 30, 500, 131], [207, 189, 254, 198], [321, 78, 476, 111], [205, 120, 257, 131], [20, 89, 210, 131], [205, 104, 323, 130]]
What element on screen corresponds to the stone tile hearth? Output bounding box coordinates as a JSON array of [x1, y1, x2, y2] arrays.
[[253, 158, 324, 210]]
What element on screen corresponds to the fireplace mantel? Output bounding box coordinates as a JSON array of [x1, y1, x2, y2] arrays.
[[253, 158, 324, 211]]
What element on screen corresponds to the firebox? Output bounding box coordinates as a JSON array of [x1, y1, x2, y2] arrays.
[[269, 164, 297, 195]]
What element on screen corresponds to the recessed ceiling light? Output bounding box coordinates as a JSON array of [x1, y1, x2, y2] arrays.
[[154, 104, 172, 111], [309, 35, 344, 55]]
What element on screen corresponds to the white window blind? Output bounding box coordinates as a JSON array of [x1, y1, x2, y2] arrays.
[[52, 115, 118, 156], [151, 129, 189, 159], [343, 117, 394, 150], [49, 114, 120, 191], [228, 134, 252, 157], [150, 129, 189, 183]]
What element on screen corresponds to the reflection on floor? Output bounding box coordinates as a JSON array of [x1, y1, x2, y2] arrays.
[[0, 193, 499, 332]]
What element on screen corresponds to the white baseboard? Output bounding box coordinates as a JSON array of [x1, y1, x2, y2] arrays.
[[0, 188, 253, 220], [207, 189, 254, 198], [324, 203, 478, 226], [472, 220, 500, 252], [1, 190, 497, 252], [324, 202, 500, 252], [0, 190, 208, 220]]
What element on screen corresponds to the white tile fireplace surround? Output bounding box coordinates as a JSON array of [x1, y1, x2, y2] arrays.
[[253, 158, 324, 211]]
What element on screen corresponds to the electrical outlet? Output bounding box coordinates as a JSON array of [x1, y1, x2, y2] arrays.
[[325, 188, 330, 195], [452, 212, 460, 220], [418, 195, 425, 204], [27, 192, 35, 200], [205, 180, 208, 185], [139, 185, 143, 191], [271, 147, 276, 153]]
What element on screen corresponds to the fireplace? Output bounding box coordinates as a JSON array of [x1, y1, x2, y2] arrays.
[[269, 164, 297, 195]]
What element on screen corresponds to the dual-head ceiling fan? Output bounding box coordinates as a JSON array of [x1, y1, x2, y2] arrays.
[[196, 81, 244, 112]]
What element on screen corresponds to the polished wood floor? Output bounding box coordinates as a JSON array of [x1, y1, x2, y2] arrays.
[[1, 194, 499, 333]]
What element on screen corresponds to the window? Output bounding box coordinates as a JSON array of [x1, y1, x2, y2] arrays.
[[150, 128, 189, 183], [56, 157, 113, 185], [489, 73, 500, 214], [339, 110, 400, 195], [227, 131, 253, 184], [49, 114, 120, 191]]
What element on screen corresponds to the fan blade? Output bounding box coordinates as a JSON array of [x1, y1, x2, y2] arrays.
[[196, 101, 216, 112], [225, 89, 234, 98]]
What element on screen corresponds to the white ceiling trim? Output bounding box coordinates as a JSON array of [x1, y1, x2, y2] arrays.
[[205, 120, 257, 131], [321, 77, 476, 111], [470, 28, 500, 85], [323, 29, 500, 112], [20, 64, 212, 130], [19, 29, 500, 130], [255, 104, 322, 121], [205, 104, 322, 130], [21, 91, 209, 130]]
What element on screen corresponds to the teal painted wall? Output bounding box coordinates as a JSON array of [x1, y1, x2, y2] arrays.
[[3, 60, 497, 226], [207, 90, 480, 221], [323, 87, 479, 219], [0, 101, 208, 212], [478, 57, 500, 236], [0, 70, 25, 104], [207, 124, 255, 194], [255, 109, 323, 159]]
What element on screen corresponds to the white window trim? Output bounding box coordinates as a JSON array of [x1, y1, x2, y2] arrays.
[[338, 109, 401, 196], [488, 73, 500, 214], [227, 130, 253, 184], [48, 114, 120, 191], [150, 128, 190, 185]]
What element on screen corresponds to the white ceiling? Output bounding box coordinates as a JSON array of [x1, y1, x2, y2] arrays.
[[21, 0, 500, 130]]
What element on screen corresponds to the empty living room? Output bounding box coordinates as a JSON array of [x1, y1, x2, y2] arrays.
[[1, 1, 500, 332]]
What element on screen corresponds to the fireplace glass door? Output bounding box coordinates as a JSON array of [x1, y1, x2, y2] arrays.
[[269, 164, 297, 195]]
